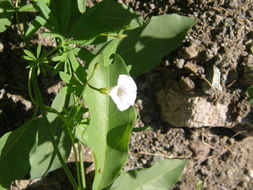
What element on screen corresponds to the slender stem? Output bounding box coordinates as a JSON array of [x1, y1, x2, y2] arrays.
[[79, 142, 86, 189], [45, 121, 79, 190], [68, 130, 82, 190], [29, 68, 78, 190], [14, 0, 26, 44], [28, 68, 36, 105]]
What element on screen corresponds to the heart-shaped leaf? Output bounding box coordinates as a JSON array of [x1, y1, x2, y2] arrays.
[[118, 14, 196, 77], [83, 53, 136, 190]]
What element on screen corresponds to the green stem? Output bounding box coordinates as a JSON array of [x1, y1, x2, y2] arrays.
[[28, 68, 36, 105], [79, 142, 86, 189], [29, 68, 78, 190], [45, 120, 79, 190], [68, 129, 82, 190], [14, 0, 26, 44]]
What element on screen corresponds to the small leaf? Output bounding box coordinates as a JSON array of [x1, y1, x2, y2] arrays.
[[0, 0, 14, 33], [18, 4, 36, 12], [25, 15, 47, 37], [118, 14, 196, 77], [77, 0, 86, 13], [23, 55, 35, 61], [36, 44, 42, 57], [37, 0, 50, 19], [24, 49, 36, 59], [37, 0, 59, 31], [59, 71, 71, 84], [110, 159, 188, 190]]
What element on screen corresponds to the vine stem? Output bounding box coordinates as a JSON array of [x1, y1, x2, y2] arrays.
[[44, 121, 79, 190], [28, 68, 79, 190], [79, 142, 86, 189], [14, 0, 26, 44], [68, 129, 82, 190]]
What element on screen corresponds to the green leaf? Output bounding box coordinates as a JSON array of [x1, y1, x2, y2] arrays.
[[18, 4, 36, 12], [0, 119, 38, 188], [248, 85, 253, 106], [37, 0, 50, 19], [118, 14, 196, 77], [36, 43, 42, 57], [25, 15, 47, 37], [70, 0, 138, 42], [83, 54, 136, 190], [59, 71, 71, 84], [37, 0, 60, 32], [24, 49, 36, 59], [110, 159, 188, 190], [23, 55, 35, 61], [29, 87, 73, 178], [0, 0, 14, 33], [77, 0, 86, 13]]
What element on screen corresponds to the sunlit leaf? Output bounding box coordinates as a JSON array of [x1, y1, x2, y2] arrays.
[[83, 53, 136, 190], [118, 14, 196, 77], [110, 159, 188, 190], [0, 0, 14, 33]]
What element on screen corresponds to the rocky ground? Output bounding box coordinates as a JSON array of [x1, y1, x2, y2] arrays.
[[1, 0, 253, 190]]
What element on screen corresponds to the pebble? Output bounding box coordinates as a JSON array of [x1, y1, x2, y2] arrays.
[[174, 58, 185, 69], [183, 43, 199, 59], [249, 170, 253, 178], [0, 42, 3, 52]]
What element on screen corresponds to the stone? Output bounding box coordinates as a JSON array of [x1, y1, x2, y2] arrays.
[[179, 76, 195, 93], [0, 42, 3, 52], [173, 58, 185, 69], [202, 65, 222, 95], [180, 43, 199, 59], [156, 88, 232, 127]]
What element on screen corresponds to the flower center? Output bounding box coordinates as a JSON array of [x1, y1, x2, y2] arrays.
[[117, 87, 124, 96]]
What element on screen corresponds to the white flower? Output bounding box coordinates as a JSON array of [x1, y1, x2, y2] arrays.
[[109, 75, 137, 111]]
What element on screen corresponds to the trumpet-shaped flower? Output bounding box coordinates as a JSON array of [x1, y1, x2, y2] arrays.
[[109, 75, 137, 111]]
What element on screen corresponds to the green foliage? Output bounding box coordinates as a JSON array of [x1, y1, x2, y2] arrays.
[[83, 51, 136, 190], [0, 0, 195, 189], [0, 0, 14, 32], [69, 0, 138, 42], [77, 0, 86, 13], [29, 88, 73, 178], [0, 119, 37, 188], [118, 14, 196, 77], [110, 159, 188, 190]]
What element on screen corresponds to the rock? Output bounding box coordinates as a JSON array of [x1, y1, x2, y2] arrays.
[[202, 65, 222, 95], [184, 62, 199, 73], [180, 43, 199, 59], [173, 58, 185, 69], [0, 42, 3, 52], [179, 76, 195, 93], [156, 88, 232, 127]]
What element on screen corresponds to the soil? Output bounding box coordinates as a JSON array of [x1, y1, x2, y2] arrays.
[[1, 0, 253, 190]]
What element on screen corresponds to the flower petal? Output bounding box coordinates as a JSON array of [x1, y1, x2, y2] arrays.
[[109, 75, 137, 111]]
